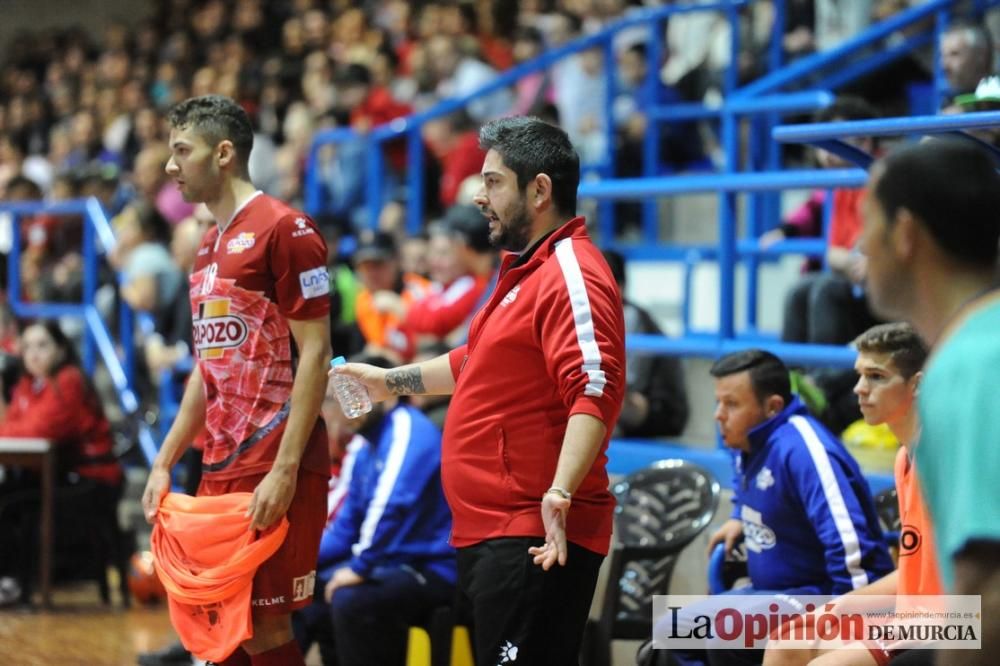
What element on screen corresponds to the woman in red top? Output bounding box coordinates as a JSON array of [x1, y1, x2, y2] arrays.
[[0, 320, 122, 602], [0, 320, 121, 487]]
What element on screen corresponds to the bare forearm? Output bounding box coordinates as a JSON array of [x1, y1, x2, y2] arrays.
[[154, 366, 206, 471], [385, 352, 455, 396], [551, 413, 607, 494], [274, 342, 331, 471]]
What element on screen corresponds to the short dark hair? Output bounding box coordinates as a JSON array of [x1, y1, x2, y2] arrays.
[[873, 139, 1000, 267], [167, 95, 254, 174], [478, 116, 580, 217], [5, 175, 42, 199], [854, 322, 927, 380], [513, 26, 545, 47], [336, 62, 371, 87], [816, 96, 880, 149], [816, 96, 879, 124], [710, 349, 792, 406]]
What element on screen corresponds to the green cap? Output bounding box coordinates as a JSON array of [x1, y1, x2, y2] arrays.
[[955, 75, 1000, 107]]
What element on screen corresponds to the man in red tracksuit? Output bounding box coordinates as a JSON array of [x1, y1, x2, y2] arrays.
[[334, 116, 626, 666]]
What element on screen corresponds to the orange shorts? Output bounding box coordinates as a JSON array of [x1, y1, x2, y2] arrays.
[[198, 469, 328, 615]]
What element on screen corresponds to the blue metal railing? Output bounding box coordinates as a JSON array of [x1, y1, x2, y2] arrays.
[[300, 0, 989, 359], [737, 0, 967, 100], [773, 110, 1000, 166], [304, 0, 758, 234], [0, 197, 158, 465]]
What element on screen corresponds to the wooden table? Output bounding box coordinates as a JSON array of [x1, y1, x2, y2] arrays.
[[0, 437, 54, 606]]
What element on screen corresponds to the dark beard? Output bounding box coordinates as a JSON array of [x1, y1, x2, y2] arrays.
[[491, 199, 532, 252]]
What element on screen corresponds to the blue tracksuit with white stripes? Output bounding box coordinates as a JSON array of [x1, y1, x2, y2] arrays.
[[732, 397, 893, 594], [316, 404, 456, 585]]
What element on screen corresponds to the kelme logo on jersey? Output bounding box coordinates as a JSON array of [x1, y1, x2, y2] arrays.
[[291, 217, 315, 238], [226, 232, 256, 254], [194, 298, 249, 359]]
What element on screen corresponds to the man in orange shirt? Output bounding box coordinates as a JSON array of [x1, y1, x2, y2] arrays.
[[763, 322, 940, 666], [352, 230, 429, 362]]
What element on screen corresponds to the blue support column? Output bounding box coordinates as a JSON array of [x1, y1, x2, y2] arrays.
[[81, 204, 97, 374], [365, 138, 385, 230], [933, 10, 949, 108], [764, 0, 787, 245], [718, 0, 741, 339], [119, 295, 134, 388], [769, 0, 785, 73], [745, 117, 765, 333], [642, 18, 664, 241], [406, 128, 426, 235], [303, 143, 323, 216], [600, 37, 617, 234], [7, 213, 20, 314]]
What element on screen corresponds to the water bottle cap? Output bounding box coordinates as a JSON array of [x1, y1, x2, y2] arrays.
[[330, 356, 347, 368]]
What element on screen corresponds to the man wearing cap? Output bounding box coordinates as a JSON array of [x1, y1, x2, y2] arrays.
[[352, 229, 430, 362], [402, 204, 498, 345], [947, 75, 1000, 148]]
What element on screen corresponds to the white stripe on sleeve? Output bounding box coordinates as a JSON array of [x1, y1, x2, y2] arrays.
[[352, 408, 412, 557], [790, 415, 869, 589], [328, 435, 363, 519], [554, 239, 606, 397], [440, 275, 476, 306]]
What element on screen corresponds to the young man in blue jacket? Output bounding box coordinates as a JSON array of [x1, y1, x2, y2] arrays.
[[664, 350, 893, 666], [294, 355, 456, 666]]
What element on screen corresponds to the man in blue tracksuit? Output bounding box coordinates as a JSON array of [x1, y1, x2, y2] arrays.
[[293, 356, 456, 666], [663, 350, 892, 666]]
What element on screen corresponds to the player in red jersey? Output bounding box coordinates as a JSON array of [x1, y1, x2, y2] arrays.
[[141, 95, 332, 666]]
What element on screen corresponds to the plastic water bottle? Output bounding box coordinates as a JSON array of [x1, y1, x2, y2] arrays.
[[329, 356, 372, 418]]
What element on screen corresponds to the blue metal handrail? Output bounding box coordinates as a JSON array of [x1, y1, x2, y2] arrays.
[[0, 197, 158, 465], [773, 110, 1000, 167], [627, 333, 855, 368], [774, 110, 1000, 142], [649, 90, 835, 122], [577, 168, 866, 199]]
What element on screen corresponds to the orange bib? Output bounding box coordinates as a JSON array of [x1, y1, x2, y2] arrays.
[[151, 492, 289, 662]]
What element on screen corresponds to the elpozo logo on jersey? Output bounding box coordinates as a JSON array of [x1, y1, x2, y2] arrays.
[[194, 298, 249, 359], [226, 232, 256, 254]]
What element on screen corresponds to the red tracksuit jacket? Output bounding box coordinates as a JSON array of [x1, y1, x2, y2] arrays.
[[444, 217, 625, 555]]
